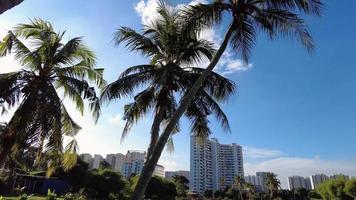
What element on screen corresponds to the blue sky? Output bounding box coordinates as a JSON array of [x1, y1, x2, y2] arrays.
[[1, 0, 356, 187]]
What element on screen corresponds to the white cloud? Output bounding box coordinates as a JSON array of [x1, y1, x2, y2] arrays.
[[245, 156, 356, 188], [159, 159, 178, 171], [134, 0, 160, 25], [108, 114, 125, 127], [134, 0, 208, 26], [243, 146, 284, 159]]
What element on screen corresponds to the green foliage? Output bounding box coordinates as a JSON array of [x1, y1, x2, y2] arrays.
[[344, 179, 356, 199], [99, 160, 111, 170], [17, 194, 28, 200], [317, 177, 352, 200], [214, 190, 226, 199], [204, 190, 213, 198], [83, 169, 128, 199], [131, 175, 177, 200], [63, 192, 86, 200], [172, 175, 189, 197], [46, 189, 57, 200]]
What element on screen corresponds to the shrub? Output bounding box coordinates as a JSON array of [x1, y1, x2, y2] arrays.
[[64, 192, 86, 200], [46, 189, 57, 200], [17, 194, 28, 200]]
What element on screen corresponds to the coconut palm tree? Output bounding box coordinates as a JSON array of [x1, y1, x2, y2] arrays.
[[234, 175, 245, 200], [265, 173, 281, 199], [131, 0, 322, 199], [0, 19, 105, 174], [100, 2, 234, 199], [245, 183, 256, 200]]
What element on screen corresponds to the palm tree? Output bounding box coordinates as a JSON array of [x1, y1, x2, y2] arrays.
[[265, 173, 281, 199], [100, 2, 234, 199], [245, 183, 256, 200], [0, 19, 105, 174], [234, 175, 245, 200], [131, 0, 322, 199]]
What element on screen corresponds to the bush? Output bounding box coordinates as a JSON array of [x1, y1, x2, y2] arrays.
[[17, 194, 28, 200], [82, 169, 129, 198], [131, 175, 177, 200], [64, 192, 86, 200], [46, 189, 57, 200]]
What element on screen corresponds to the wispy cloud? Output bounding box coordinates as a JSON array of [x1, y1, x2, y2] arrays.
[[243, 146, 284, 159]]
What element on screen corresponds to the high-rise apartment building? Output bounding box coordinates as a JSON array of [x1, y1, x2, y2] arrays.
[[80, 153, 93, 168], [310, 174, 329, 189], [245, 175, 265, 192], [126, 150, 146, 162], [288, 176, 312, 190], [92, 154, 104, 169], [190, 136, 244, 195], [105, 153, 126, 172], [80, 150, 164, 179]]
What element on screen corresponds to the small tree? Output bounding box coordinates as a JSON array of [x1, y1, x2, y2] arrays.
[[131, 175, 177, 200]]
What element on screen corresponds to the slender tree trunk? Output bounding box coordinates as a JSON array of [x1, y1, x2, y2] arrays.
[[130, 24, 235, 200], [146, 107, 163, 160]]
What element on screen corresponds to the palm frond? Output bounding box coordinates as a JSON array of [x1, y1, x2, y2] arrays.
[[121, 87, 155, 141], [230, 18, 256, 62], [114, 27, 159, 57], [100, 69, 161, 102], [179, 2, 229, 35]]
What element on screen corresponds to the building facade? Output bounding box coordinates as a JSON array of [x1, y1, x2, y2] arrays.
[[288, 176, 312, 190], [92, 154, 104, 169], [245, 175, 265, 192], [80, 153, 93, 169], [105, 153, 126, 172], [310, 174, 329, 189], [190, 136, 244, 195], [81, 151, 164, 179]]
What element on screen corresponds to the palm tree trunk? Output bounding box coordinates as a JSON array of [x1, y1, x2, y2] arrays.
[[130, 24, 235, 200], [146, 107, 164, 160]]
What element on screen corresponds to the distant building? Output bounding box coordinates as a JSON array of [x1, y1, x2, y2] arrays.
[[165, 170, 190, 181], [80, 153, 93, 168], [105, 153, 126, 172], [310, 174, 329, 189], [190, 136, 244, 195], [126, 150, 146, 162], [123, 159, 145, 178], [81, 151, 165, 179], [245, 175, 265, 192], [153, 164, 165, 177], [244, 172, 271, 192], [92, 154, 104, 169], [288, 176, 312, 190]]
